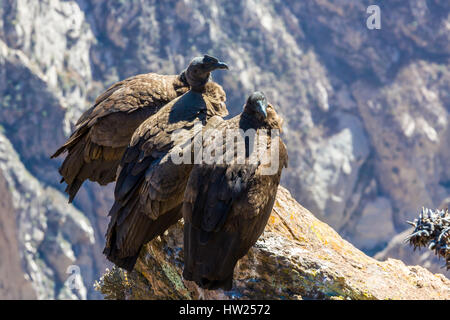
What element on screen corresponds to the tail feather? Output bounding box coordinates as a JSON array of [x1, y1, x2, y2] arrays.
[[51, 125, 89, 159], [103, 246, 140, 273], [183, 222, 238, 291], [66, 178, 83, 203], [51, 145, 67, 159], [53, 131, 122, 202], [104, 204, 183, 271]]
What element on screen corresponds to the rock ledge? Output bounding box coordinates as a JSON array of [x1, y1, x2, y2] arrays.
[[96, 187, 450, 300]]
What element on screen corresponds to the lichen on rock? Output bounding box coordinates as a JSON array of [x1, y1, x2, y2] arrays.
[[95, 187, 450, 300]]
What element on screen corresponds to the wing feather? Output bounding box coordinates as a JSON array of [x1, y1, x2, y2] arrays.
[[183, 113, 288, 290], [52, 73, 188, 201], [104, 87, 228, 270]]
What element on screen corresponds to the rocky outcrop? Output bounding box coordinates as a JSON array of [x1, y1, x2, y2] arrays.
[[351, 61, 449, 229], [0, 169, 35, 299], [0, 1, 112, 299], [96, 187, 450, 300], [375, 229, 447, 276], [0, 133, 95, 299]]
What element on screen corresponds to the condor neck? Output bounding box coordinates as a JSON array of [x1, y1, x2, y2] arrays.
[[178, 71, 189, 86], [185, 72, 210, 92], [241, 109, 266, 129]]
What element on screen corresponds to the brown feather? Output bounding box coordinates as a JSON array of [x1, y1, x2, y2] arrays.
[[182, 101, 288, 290], [103, 83, 228, 271], [52, 72, 192, 201]]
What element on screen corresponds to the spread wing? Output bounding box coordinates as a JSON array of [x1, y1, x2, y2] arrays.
[[51, 73, 188, 202], [182, 117, 288, 290]]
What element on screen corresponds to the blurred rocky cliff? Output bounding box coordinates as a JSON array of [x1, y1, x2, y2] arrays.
[[0, 0, 448, 299]]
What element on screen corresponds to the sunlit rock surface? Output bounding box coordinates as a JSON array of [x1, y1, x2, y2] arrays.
[[96, 187, 450, 300]]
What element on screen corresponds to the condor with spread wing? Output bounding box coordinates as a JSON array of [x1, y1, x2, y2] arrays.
[[103, 55, 229, 271], [182, 92, 288, 290], [51, 56, 225, 202]]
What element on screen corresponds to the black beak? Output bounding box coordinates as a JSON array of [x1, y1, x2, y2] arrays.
[[211, 61, 229, 71], [257, 100, 268, 118], [202, 54, 229, 71]]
